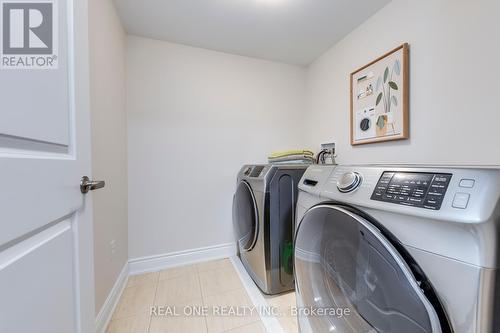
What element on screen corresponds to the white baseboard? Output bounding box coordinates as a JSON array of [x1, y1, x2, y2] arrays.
[[95, 263, 129, 333], [128, 242, 237, 276]]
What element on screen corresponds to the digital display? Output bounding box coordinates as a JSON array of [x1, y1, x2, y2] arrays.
[[371, 172, 452, 210]]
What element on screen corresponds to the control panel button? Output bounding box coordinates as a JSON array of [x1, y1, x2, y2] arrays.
[[459, 179, 475, 188], [408, 197, 423, 204], [452, 193, 470, 209], [424, 195, 443, 206], [396, 195, 409, 202], [430, 183, 446, 190], [427, 191, 444, 197], [433, 174, 452, 183]]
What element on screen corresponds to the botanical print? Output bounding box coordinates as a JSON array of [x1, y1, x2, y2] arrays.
[[375, 59, 401, 135], [350, 43, 408, 145], [375, 59, 401, 113]]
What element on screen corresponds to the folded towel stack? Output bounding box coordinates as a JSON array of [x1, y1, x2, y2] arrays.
[[268, 149, 315, 164]]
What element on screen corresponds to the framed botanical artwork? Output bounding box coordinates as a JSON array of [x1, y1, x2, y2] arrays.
[[350, 43, 409, 145]]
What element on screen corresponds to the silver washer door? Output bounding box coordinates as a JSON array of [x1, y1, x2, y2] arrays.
[[232, 181, 259, 251], [294, 205, 442, 333]]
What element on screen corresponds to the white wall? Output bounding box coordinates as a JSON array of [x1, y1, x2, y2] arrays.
[[89, 0, 128, 314], [305, 0, 500, 165], [126, 36, 306, 259]]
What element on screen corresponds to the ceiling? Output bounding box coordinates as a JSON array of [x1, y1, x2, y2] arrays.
[[114, 0, 390, 66]]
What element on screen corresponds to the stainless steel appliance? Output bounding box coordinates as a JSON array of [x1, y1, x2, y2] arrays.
[[295, 164, 500, 333], [233, 164, 307, 294]]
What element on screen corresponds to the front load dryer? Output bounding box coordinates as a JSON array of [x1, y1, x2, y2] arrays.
[[233, 164, 307, 295], [294, 164, 500, 333]]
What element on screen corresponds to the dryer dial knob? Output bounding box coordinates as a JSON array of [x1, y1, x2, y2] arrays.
[[337, 172, 362, 193]]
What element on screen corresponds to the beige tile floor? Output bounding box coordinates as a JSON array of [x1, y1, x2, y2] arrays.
[[107, 258, 268, 333], [263, 291, 298, 333]]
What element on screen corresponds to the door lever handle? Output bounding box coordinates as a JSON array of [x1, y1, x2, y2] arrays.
[[80, 176, 105, 194]]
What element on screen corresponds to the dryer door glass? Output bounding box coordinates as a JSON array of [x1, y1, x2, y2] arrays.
[[232, 181, 259, 251], [294, 205, 442, 333]]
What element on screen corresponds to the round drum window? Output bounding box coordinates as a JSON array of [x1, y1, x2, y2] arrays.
[[232, 181, 259, 251], [294, 205, 443, 333]]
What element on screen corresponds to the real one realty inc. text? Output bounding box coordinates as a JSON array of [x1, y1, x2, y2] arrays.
[[150, 305, 351, 318]]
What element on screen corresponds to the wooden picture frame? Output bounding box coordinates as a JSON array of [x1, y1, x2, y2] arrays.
[[350, 43, 409, 145]]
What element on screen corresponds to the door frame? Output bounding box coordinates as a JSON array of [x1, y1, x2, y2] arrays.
[[72, 0, 96, 331]]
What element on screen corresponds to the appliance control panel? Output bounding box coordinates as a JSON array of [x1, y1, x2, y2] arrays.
[[371, 172, 452, 210]]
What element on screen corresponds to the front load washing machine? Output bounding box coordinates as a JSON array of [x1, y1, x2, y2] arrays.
[[233, 164, 307, 295], [294, 164, 500, 333]]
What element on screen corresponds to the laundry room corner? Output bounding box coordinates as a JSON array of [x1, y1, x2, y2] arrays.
[[125, 36, 308, 265]]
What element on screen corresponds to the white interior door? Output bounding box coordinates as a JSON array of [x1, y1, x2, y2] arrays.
[[0, 0, 95, 332]]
